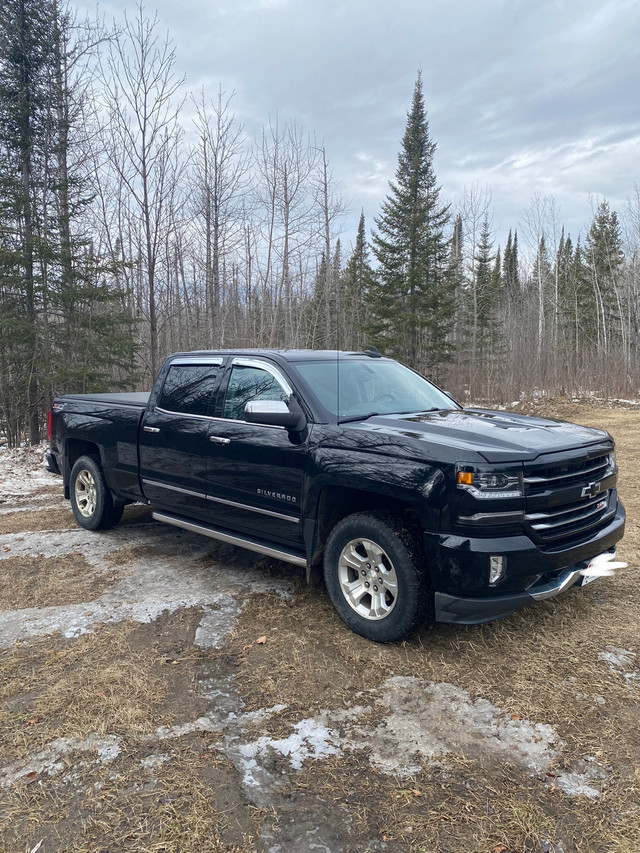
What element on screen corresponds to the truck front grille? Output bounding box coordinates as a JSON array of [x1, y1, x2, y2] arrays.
[[523, 450, 616, 545]]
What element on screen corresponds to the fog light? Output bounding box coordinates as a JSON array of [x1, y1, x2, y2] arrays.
[[489, 555, 506, 585]]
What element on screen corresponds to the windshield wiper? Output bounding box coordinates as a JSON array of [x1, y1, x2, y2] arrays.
[[337, 411, 381, 424], [338, 408, 444, 424]]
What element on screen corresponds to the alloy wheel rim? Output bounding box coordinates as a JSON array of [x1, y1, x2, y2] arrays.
[[337, 537, 398, 620], [75, 469, 97, 518]]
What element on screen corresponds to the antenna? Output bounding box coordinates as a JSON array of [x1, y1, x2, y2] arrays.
[[336, 242, 341, 420], [363, 345, 382, 358]]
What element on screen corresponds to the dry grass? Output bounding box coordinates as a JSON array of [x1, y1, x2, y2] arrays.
[[0, 616, 207, 765], [0, 505, 76, 535], [0, 742, 258, 853], [0, 553, 114, 610]]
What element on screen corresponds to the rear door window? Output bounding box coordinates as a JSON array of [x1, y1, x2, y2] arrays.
[[157, 363, 221, 416]]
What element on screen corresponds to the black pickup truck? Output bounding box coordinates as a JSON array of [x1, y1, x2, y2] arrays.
[[47, 349, 625, 642]]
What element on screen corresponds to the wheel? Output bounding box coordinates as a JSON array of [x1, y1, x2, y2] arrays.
[[323, 511, 428, 642], [69, 455, 124, 531]]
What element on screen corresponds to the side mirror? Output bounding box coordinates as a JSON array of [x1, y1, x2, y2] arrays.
[[244, 398, 306, 431]]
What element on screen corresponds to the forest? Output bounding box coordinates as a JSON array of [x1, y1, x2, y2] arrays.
[[1, 0, 638, 447]]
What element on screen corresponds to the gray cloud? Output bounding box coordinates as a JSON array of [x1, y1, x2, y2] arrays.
[[80, 0, 639, 248]]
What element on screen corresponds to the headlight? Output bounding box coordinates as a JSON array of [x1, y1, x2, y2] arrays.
[[456, 464, 523, 499], [609, 451, 617, 470]]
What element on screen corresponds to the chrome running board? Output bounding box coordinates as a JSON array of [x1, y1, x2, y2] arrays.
[[152, 511, 307, 567]]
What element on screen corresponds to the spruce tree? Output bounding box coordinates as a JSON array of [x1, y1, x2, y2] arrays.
[[584, 201, 624, 353], [345, 212, 374, 349], [502, 229, 520, 294], [367, 72, 452, 374], [0, 0, 138, 445], [0, 0, 53, 443]]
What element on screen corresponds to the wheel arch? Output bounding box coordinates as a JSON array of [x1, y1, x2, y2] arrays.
[[307, 484, 426, 585]]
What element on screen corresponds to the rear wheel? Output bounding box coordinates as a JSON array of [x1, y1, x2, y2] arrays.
[[323, 511, 428, 642], [70, 455, 123, 531]]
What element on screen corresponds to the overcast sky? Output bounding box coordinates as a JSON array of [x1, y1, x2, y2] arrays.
[[80, 0, 639, 253]]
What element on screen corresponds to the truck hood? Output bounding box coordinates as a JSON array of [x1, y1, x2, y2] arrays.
[[348, 407, 611, 463]]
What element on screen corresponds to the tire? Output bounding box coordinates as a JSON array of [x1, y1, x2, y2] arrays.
[[69, 455, 124, 531], [323, 511, 428, 643]]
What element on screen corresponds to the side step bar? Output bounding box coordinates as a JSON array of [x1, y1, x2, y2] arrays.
[[152, 511, 307, 568]]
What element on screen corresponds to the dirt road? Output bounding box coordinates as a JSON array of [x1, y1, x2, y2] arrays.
[[1, 401, 638, 852]]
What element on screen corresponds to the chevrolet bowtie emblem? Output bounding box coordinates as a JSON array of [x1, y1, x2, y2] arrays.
[[581, 481, 601, 500]]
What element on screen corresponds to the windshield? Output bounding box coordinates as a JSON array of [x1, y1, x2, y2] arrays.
[[292, 358, 459, 420]]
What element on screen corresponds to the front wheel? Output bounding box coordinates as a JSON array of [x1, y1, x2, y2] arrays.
[[323, 511, 428, 642], [70, 455, 123, 531]]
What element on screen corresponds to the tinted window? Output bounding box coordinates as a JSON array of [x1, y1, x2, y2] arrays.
[[223, 365, 288, 420], [157, 364, 220, 416]]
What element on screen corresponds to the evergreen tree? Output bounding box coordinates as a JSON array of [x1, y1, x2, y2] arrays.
[[474, 215, 500, 367], [584, 200, 624, 353], [0, 0, 53, 443], [345, 212, 374, 349], [367, 72, 452, 374], [475, 216, 494, 328], [502, 228, 520, 294], [0, 0, 138, 445]]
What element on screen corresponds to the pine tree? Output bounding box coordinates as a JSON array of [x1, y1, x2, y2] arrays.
[[474, 215, 500, 370], [502, 229, 520, 294], [475, 216, 494, 328], [584, 200, 624, 354], [345, 212, 374, 349], [0, 0, 53, 443], [0, 0, 138, 445], [367, 72, 452, 374]]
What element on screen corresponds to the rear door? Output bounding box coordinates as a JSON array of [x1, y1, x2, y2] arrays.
[[139, 357, 224, 519], [204, 357, 306, 547]]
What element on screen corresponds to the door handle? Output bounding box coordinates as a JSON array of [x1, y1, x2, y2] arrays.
[[209, 435, 231, 445], [144, 426, 160, 433]]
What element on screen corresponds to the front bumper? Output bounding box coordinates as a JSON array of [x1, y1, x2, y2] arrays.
[[426, 500, 625, 624], [435, 549, 624, 623]]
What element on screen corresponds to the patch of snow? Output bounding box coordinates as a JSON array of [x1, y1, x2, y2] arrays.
[[0, 734, 121, 787], [540, 841, 566, 853], [149, 715, 222, 741], [553, 757, 609, 799], [194, 601, 241, 650], [238, 719, 340, 777], [0, 499, 65, 515], [554, 773, 601, 799], [140, 753, 170, 773], [0, 525, 293, 647], [347, 676, 561, 777], [598, 646, 638, 683], [0, 444, 58, 498]]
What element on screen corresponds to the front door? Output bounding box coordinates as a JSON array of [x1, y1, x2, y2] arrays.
[[205, 357, 306, 547]]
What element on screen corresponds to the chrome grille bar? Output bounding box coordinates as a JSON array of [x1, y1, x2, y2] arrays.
[[524, 457, 610, 487], [526, 492, 611, 538]]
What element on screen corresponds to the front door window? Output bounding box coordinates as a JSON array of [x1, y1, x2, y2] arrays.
[[223, 364, 289, 421]]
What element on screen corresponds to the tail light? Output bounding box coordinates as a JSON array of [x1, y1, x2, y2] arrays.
[[47, 409, 52, 440]]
